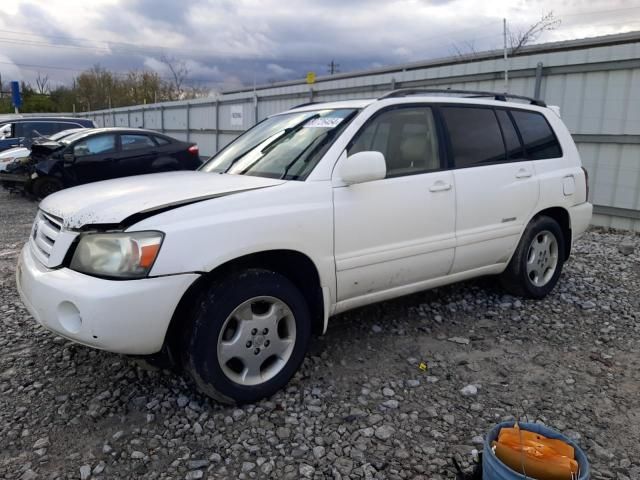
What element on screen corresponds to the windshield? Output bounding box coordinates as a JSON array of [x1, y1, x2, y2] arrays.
[[200, 108, 358, 180], [59, 130, 94, 145], [48, 128, 86, 141]]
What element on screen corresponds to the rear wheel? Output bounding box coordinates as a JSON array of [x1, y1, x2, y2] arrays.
[[32, 176, 63, 199], [500, 215, 565, 299], [182, 269, 311, 404]]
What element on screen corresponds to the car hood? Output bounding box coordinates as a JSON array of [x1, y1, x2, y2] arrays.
[[39, 171, 286, 230]]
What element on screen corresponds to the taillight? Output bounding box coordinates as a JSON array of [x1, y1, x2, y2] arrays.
[[188, 145, 199, 155], [581, 166, 589, 201]]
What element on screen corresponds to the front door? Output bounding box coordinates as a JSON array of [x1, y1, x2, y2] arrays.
[[333, 105, 456, 303], [69, 133, 119, 184]]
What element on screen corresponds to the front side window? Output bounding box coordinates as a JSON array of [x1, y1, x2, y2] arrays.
[[73, 135, 117, 156], [121, 134, 156, 151], [348, 106, 441, 177], [201, 108, 358, 180], [442, 107, 505, 168], [511, 110, 562, 160]]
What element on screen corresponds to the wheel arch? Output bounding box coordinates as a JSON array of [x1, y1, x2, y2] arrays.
[[531, 206, 572, 260], [163, 249, 326, 361]]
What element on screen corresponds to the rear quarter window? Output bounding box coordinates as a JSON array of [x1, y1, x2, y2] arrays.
[[153, 136, 171, 146], [510, 110, 562, 160]]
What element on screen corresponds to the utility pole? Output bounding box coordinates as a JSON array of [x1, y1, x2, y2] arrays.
[[503, 18, 509, 92], [328, 60, 340, 75]]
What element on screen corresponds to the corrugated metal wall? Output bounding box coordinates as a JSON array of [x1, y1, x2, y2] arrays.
[[78, 32, 640, 231]]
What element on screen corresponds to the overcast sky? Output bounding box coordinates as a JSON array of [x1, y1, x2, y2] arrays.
[[0, 0, 638, 92]]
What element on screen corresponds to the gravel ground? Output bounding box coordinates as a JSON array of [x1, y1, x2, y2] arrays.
[[1, 189, 639, 480]]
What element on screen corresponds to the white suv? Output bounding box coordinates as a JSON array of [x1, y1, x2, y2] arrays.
[[17, 90, 592, 404]]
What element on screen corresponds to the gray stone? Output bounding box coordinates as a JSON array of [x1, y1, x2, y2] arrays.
[[448, 336, 470, 345], [460, 384, 478, 396], [80, 465, 91, 480], [381, 399, 399, 409], [299, 463, 315, 478], [375, 424, 396, 440], [32, 437, 49, 449], [618, 241, 635, 255]]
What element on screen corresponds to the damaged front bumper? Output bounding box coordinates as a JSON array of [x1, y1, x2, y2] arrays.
[[16, 243, 200, 355]]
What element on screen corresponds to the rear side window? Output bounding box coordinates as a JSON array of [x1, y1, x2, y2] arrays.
[[510, 110, 562, 160], [496, 110, 524, 161], [121, 134, 156, 151], [348, 106, 441, 177], [441, 107, 505, 168]]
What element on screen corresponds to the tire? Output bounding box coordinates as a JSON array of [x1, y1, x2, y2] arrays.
[[182, 269, 311, 404], [32, 176, 63, 199], [500, 215, 565, 299]]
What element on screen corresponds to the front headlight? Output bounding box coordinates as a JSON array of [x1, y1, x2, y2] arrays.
[[70, 231, 164, 279]]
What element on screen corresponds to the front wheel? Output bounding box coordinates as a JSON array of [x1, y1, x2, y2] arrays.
[[182, 269, 311, 404], [32, 176, 63, 199], [500, 215, 565, 299]]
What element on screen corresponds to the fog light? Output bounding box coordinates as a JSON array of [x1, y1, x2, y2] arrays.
[[57, 301, 82, 334]]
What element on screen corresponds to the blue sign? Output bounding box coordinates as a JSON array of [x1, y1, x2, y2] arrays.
[[11, 81, 21, 109]]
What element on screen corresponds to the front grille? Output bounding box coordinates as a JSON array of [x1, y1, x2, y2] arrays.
[[30, 210, 63, 265]]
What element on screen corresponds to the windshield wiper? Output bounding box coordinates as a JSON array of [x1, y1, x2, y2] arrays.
[[279, 110, 359, 180], [223, 114, 320, 174]]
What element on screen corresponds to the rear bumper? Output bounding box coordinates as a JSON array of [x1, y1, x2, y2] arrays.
[[17, 244, 199, 355], [569, 202, 593, 242]]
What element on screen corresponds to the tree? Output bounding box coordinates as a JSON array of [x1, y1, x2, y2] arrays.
[[450, 12, 561, 58], [509, 11, 561, 55], [35, 72, 50, 95], [160, 54, 190, 100]]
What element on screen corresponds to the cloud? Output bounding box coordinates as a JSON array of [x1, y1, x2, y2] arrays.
[[0, 0, 637, 91], [266, 63, 295, 77]]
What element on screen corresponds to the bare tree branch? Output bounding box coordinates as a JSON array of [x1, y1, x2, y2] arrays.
[[160, 54, 190, 100], [509, 11, 560, 55], [450, 40, 479, 59]]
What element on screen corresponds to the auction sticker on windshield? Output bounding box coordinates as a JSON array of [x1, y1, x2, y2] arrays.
[[304, 117, 344, 128]]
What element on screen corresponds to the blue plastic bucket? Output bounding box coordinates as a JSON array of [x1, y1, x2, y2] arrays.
[[483, 421, 590, 479]]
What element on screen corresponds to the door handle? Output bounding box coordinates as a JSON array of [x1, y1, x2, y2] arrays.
[[429, 181, 452, 192], [515, 169, 532, 179]]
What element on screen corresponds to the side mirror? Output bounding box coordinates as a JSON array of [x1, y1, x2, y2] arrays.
[[63, 153, 75, 163], [339, 151, 386, 185]]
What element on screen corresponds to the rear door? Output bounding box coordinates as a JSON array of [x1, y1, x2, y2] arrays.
[[333, 105, 456, 303], [113, 133, 158, 177], [440, 105, 539, 274]]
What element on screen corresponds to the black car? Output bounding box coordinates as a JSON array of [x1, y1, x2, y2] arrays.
[[0, 117, 96, 151], [5, 128, 201, 198]]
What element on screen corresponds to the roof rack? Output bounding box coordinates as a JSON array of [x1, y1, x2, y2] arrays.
[[378, 88, 546, 107], [290, 101, 319, 109]]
